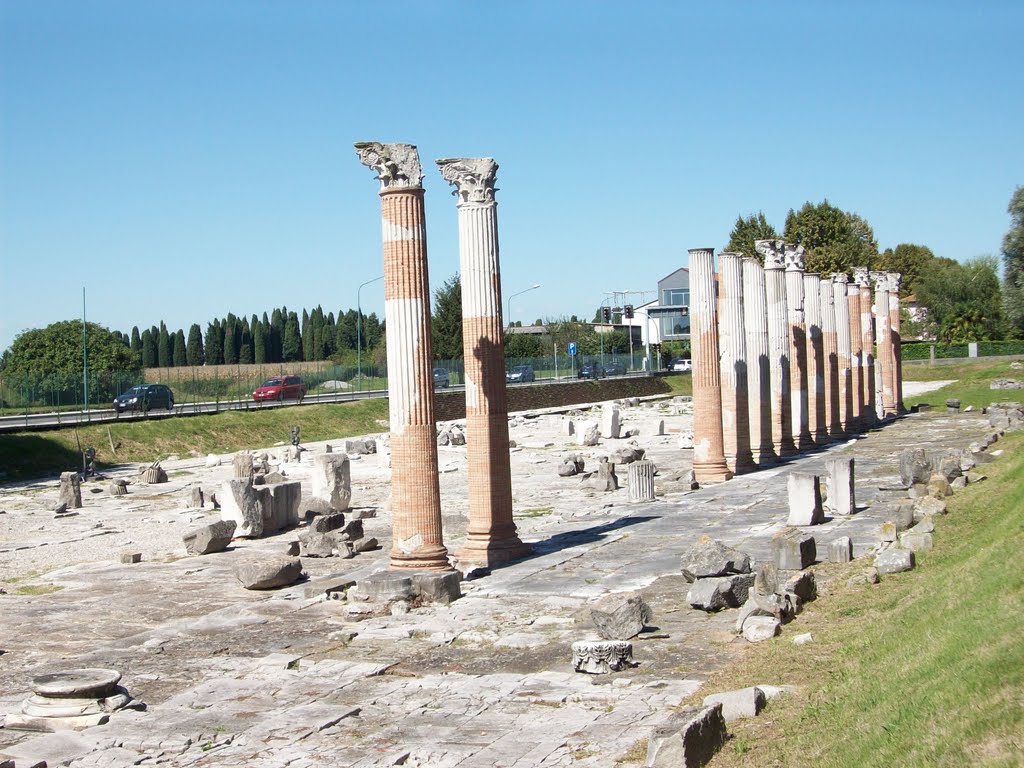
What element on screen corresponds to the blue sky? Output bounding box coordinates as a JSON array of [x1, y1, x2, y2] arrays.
[[2, 1, 1022, 353]]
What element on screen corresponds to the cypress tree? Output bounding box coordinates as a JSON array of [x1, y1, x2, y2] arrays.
[[283, 311, 302, 362], [223, 317, 238, 365], [158, 322, 172, 367], [239, 317, 253, 364], [173, 329, 187, 366], [186, 324, 204, 366], [254, 320, 267, 364], [205, 320, 224, 365], [141, 328, 157, 368], [301, 309, 314, 361]]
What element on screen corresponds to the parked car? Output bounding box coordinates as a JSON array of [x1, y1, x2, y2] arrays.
[[113, 384, 174, 413], [671, 358, 692, 372], [433, 367, 450, 388], [578, 361, 605, 380], [506, 364, 535, 383], [253, 375, 307, 402], [604, 360, 626, 376]]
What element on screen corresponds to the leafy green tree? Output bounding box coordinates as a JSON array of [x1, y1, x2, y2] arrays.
[[283, 311, 302, 362], [783, 200, 878, 275], [186, 324, 204, 366], [913, 256, 1004, 343], [157, 322, 172, 367], [1, 321, 139, 380], [335, 309, 358, 352], [725, 211, 778, 262], [363, 312, 384, 350], [431, 273, 463, 360], [173, 329, 187, 367], [875, 244, 936, 296], [1002, 186, 1024, 337], [505, 331, 545, 359]]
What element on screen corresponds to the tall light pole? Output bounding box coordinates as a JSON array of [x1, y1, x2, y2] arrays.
[[82, 287, 89, 413], [357, 275, 384, 392], [506, 283, 540, 328]]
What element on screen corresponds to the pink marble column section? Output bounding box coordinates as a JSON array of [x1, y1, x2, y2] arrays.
[[436, 157, 531, 568], [854, 267, 876, 427], [742, 256, 774, 465], [689, 248, 732, 483], [756, 240, 795, 457], [888, 272, 905, 413], [847, 279, 865, 432], [819, 278, 842, 437], [355, 142, 450, 571], [718, 252, 755, 474], [784, 244, 812, 451], [804, 272, 828, 444], [872, 271, 895, 416], [833, 273, 853, 433]]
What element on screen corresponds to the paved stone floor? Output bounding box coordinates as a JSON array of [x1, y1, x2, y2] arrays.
[[0, 388, 992, 767]]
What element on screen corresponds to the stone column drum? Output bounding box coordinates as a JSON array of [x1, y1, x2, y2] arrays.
[[854, 267, 876, 427], [689, 247, 732, 483], [888, 272, 905, 413], [784, 244, 812, 451], [819, 277, 841, 438], [717, 252, 755, 474], [436, 157, 530, 567], [847, 278, 865, 432], [804, 272, 827, 445], [355, 142, 450, 571], [833, 273, 853, 433], [742, 256, 774, 465], [757, 239, 794, 457], [872, 272, 895, 417]]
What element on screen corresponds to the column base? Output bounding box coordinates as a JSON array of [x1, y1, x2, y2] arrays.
[[389, 544, 453, 572], [693, 461, 733, 483], [728, 456, 759, 475], [456, 536, 532, 570], [797, 433, 815, 452]]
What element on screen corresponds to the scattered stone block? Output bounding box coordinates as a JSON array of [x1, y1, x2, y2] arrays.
[[336, 519, 364, 542], [410, 570, 462, 604], [648, 419, 665, 436], [576, 421, 600, 446], [899, 448, 932, 486], [742, 615, 781, 643], [590, 591, 652, 640], [913, 496, 948, 521], [825, 457, 855, 516], [787, 473, 824, 526], [772, 530, 816, 570], [255, 480, 302, 534], [847, 567, 880, 587], [784, 571, 817, 604], [351, 536, 379, 554], [912, 516, 936, 533], [828, 536, 853, 563], [562, 418, 575, 436], [627, 460, 656, 502], [581, 458, 619, 491], [235, 557, 303, 590], [189, 486, 204, 508], [884, 503, 915, 531], [946, 398, 961, 413], [880, 521, 899, 542], [301, 497, 333, 521], [702, 687, 766, 722], [303, 574, 356, 600], [350, 571, 415, 603], [309, 511, 346, 534], [311, 454, 352, 511], [299, 532, 336, 558], [232, 451, 254, 479], [120, 551, 142, 564], [927, 474, 952, 498], [875, 549, 915, 575], [646, 703, 727, 768], [951, 476, 967, 490], [793, 632, 813, 646], [109, 480, 128, 497], [900, 531, 934, 552], [219, 478, 264, 537], [681, 536, 751, 582], [58, 472, 83, 510], [601, 405, 621, 439], [558, 454, 585, 477], [571, 640, 633, 674], [688, 573, 755, 612], [345, 437, 376, 455]]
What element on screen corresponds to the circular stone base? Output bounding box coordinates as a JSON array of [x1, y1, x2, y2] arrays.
[[31, 668, 122, 699]]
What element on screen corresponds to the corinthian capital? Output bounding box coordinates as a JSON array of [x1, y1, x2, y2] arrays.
[[887, 272, 902, 294], [833, 272, 849, 285], [354, 142, 424, 190], [870, 271, 888, 290], [852, 267, 870, 287], [755, 239, 786, 270], [784, 243, 806, 272], [435, 157, 498, 204]]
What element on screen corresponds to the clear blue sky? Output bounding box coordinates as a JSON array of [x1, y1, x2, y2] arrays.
[[2, 1, 1021, 353]]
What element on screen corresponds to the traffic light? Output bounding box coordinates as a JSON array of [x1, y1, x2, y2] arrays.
[[601, 307, 611, 323], [624, 304, 634, 319]]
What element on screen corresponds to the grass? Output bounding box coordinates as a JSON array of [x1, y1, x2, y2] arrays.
[[661, 373, 693, 396], [0, 398, 390, 481], [903, 359, 1022, 410], [688, 392, 1024, 766]]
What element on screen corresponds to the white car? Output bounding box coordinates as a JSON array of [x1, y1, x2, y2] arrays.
[[671, 358, 692, 372]]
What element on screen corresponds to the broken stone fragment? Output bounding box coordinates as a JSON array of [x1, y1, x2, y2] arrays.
[[786, 472, 824, 526], [311, 453, 352, 511], [58, 472, 83, 509], [772, 530, 816, 570], [874, 548, 915, 575], [784, 571, 817, 604], [298, 532, 336, 558], [680, 536, 751, 582], [688, 574, 754, 612], [646, 703, 727, 767], [590, 591, 652, 640], [576, 421, 600, 446], [581, 458, 618, 491], [189, 486, 204, 508], [234, 557, 304, 590], [899, 531, 934, 552], [828, 536, 853, 563], [742, 615, 781, 643], [702, 687, 766, 722], [309, 511, 346, 534], [571, 640, 633, 674], [335, 519, 364, 542], [912, 496, 948, 521], [182, 519, 237, 555]]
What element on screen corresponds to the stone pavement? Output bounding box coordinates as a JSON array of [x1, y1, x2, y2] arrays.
[[0, 394, 993, 767]]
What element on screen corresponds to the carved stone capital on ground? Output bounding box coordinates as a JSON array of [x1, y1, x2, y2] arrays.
[[852, 267, 870, 287], [354, 142, 424, 190], [436, 157, 498, 204], [784, 243, 806, 272], [755, 239, 786, 269]]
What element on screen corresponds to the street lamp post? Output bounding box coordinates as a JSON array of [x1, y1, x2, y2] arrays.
[[506, 283, 540, 328], [357, 275, 384, 392]]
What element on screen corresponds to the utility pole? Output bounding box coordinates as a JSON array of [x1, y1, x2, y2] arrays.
[[82, 287, 89, 413]]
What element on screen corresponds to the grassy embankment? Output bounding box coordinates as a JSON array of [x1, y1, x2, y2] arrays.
[[618, 362, 1023, 767]]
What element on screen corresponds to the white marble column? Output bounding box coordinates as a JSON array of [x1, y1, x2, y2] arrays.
[[690, 248, 732, 483], [436, 157, 530, 568], [785, 244, 812, 451], [888, 272, 905, 414], [743, 256, 774, 466], [756, 239, 795, 457], [718, 252, 755, 474], [355, 141, 450, 571], [847, 279, 865, 432], [804, 273, 827, 445], [854, 267, 876, 427], [872, 271, 895, 416], [819, 278, 842, 437], [833, 273, 853, 433]]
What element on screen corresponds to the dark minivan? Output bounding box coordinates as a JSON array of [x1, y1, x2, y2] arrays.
[[113, 384, 174, 413]]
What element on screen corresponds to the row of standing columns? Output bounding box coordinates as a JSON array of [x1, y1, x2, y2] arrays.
[[691, 241, 905, 484]]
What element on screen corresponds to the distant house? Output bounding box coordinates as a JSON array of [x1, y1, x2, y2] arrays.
[[620, 267, 691, 347]]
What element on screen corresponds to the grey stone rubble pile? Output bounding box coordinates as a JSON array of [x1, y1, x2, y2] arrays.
[[437, 425, 466, 446], [557, 453, 585, 477], [988, 402, 1024, 429], [682, 537, 754, 612]]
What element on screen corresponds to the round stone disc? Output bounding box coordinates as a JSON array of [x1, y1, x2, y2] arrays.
[[31, 668, 121, 698]]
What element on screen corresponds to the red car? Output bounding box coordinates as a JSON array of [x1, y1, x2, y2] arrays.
[[253, 375, 307, 402]]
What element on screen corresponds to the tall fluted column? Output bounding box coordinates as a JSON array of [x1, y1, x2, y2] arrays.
[[756, 240, 794, 457], [819, 278, 842, 437], [742, 257, 774, 465], [847, 279, 865, 432], [888, 272, 905, 413], [804, 273, 827, 444], [833, 274, 853, 433], [854, 268, 876, 427], [872, 272, 895, 416], [355, 142, 450, 571], [784, 244, 812, 450], [718, 252, 755, 474], [436, 157, 530, 568], [690, 248, 732, 483]]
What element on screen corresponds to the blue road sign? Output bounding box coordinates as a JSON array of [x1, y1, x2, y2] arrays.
[[568, 342, 577, 356]]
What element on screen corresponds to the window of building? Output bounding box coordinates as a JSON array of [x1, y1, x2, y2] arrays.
[[663, 288, 689, 306], [661, 312, 690, 337]]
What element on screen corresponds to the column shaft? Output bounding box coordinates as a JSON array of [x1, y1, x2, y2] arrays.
[[785, 248, 812, 450], [819, 279, 842, 437], [848, 282, 864, 432], [758, 240, 794, 457], [855, 269, 876, 427], [690, 248, 732, 482], [718, 252, 755, 474], [743, 257, 774, 465], [833, 274, 853, 433], [874, 274, 895, 416], [804, 273, 827, 444], [889, 273, 905, 413]]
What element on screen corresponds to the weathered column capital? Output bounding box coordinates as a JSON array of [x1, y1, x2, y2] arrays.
[[887, 272, 902, 293], [354, 142, 424, 191], [870, 271, 887, 289], [755, 239, 786, 269], [436, 157, 498, 204], [784, 243, 806, 272], [834, 272, 850, 286], [852, 267, 870, 287]]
